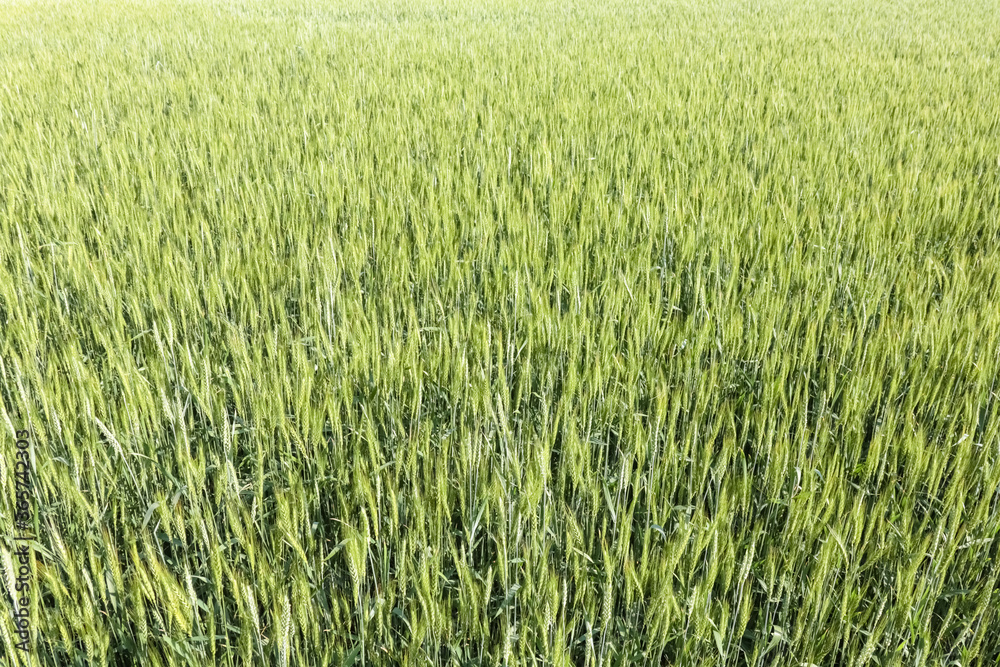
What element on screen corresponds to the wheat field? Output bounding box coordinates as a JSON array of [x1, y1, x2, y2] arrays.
[[1, 0, 999, 665]]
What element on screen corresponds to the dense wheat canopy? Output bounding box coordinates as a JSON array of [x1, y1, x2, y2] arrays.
[[1, 0, 999, 665]]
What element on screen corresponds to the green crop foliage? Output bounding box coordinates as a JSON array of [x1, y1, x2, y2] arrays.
[[1, 0, 999, 665]]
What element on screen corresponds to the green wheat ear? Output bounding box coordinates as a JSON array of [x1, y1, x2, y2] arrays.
[[2, 0, 1000, 665]]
